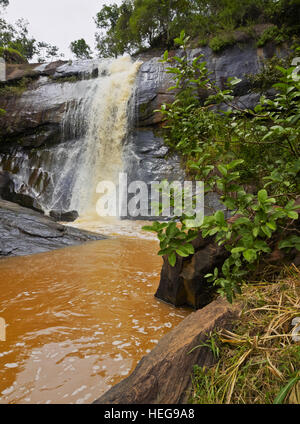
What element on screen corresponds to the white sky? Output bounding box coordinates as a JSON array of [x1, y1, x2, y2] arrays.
[[4, 0, 121, 60]]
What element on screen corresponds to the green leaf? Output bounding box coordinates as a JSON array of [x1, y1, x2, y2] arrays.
[[262, 225, 272, 238], [166, 222, 179, 237], [218, 164, 228, 176], [258, 189, 268, 204], [215, 210, 226, 225], [287, 211, 298, 220], [243, 249, 257, 263], [142, 225, 157, 232], [266, 221, 277, 231], [253, 227, 259, 238], [231, 247, 246, 254], [227, 159, 244, 170], [234, 217, 251, 226], [176, 243, 194, 257], [274, 376, 300, 404], [168, 252, 176, 267]]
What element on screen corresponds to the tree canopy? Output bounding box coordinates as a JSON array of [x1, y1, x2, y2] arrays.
[[0, 1, 63, 62], [94, 0, 300, 57], [70, 39, 92, 59]]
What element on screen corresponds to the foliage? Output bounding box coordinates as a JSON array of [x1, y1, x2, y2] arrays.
[[143, 32, 300, 303], [0, 11, 62, 62], [246, 54, 293, 92], [36, 42, 63, 63], [70, 39, 92, 60], [93, 0, 300, 57], [0, 46, 26, 63], [191, 268, 300, 404], [256, 25, 288, 47], [0, 0, 8, 9], [0, 77, 30, 96], [209, 33, 235, 53], [94, 1, 135, 57]]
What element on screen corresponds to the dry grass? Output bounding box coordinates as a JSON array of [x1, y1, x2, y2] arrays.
[[191, 265, 300, 404]]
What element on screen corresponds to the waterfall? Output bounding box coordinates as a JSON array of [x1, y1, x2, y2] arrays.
[[69, 56, 141, 216], [0, 57, 141, 217]]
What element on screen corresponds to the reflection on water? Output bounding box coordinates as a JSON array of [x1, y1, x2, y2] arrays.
[[0, 231, 189, 404]]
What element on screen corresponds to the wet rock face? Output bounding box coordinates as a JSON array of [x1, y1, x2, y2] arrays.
[[0, 60, 99, 151], [94, 298, 240, 404], [135, 58, 176, 126], [134, 42, 289, 126], [124, 129, 183, 219], [0, 199, 105, 258]]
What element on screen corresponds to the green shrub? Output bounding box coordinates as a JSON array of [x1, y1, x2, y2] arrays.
[[209, 33, 235, 53], [0, 77, 30, 96], [0, 47, 27, 64], [256, 25, 287, 47], [247, 54, 293, 91]]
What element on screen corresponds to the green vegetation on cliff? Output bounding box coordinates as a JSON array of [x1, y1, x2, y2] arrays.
[[94, 0, 300, 57], [0, 46, 26, 64]]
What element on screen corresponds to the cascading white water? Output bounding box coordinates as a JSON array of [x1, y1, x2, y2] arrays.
[[69, 56, 141, 217], [0, 57, 141, 217]]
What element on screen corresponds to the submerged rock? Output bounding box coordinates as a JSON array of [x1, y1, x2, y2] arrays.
[[0, 199, 105, 258], [94, 297, 240, 404]]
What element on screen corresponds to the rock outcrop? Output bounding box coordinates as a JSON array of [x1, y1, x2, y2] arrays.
[[0, 199, 105, 258], [94, 297, 240, 404], [156, 233, 228, 309]]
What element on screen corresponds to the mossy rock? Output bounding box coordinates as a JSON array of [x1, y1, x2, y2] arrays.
[[0, 47, 27, 64]]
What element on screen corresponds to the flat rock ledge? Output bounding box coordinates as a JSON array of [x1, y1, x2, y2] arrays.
[[94, 297, 240, 404], [0, 199, 106, 258]]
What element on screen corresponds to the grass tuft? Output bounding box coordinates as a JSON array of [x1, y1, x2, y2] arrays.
[[191, 265, 300, 404]]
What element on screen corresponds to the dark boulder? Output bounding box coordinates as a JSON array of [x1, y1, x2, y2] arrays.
[[156, 233, 229, 310], [50, 210, 79, 222]]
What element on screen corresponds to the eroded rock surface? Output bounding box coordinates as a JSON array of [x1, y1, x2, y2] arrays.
[[0, 199, 105, 258]]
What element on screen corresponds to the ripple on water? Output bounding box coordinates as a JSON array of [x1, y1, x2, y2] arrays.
[[0, 235, 190, 404]]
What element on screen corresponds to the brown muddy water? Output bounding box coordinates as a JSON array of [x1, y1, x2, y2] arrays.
[[0, 221, 190, 404]]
